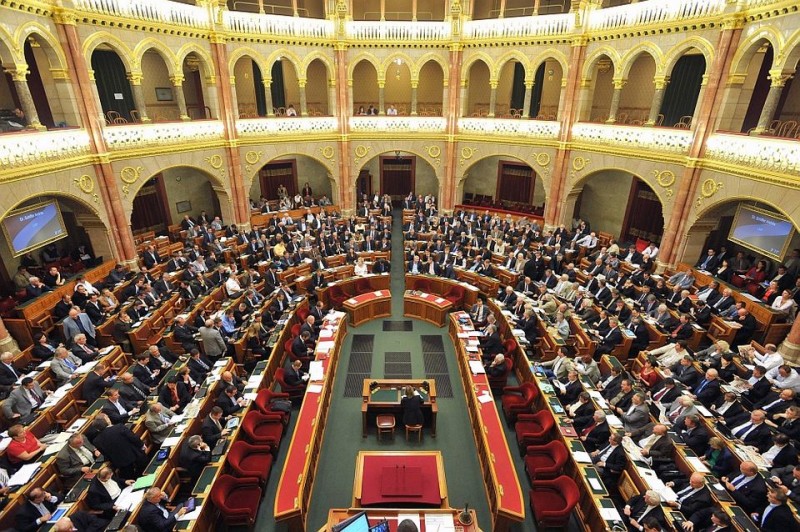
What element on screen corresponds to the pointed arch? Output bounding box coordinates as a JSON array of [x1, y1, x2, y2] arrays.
[[301, 51, 333, 79], [134, 38, 179, 76], [266, 49, 302, 80], [531, 50, 569, 77], [414, 53, 449, 84], [664, 37, 714, 75], [347, 53, 381, 81], [227, 47, 269, 76], [461, 51, 495, 80], [15, 23, 68, 71], [777, 27, 800, 72], [620, 42, 665, 78], [582, 47, 620, 80], [176, 44, 216, 80], [381, 51, 417, 79], [81, 32, 135, 71], [730, 28, 783, 77], [495, 51, 531, 80]]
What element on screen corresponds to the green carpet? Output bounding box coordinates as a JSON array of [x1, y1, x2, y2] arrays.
[[254, 209, 543, 532]]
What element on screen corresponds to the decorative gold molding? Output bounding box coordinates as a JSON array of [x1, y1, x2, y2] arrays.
[[696, 178, 723, 207], [653, 170, 675, 198], [354, 145, 371, 165], [320, 146, 335, 160], [459, 146, 476, 166], [206, 154, 224, 170]]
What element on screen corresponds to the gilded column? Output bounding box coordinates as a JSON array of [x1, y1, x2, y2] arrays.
[[753, 71, 791, 134], [459, 80, 468, 117], [171, 75, 191, 121], [521, 80, 533, 118], [533, 0, 541, 15], [443, 41, 464, 212], [378, 80, 386, 115], [335, 43, 353, 211], [10, 67, 43, 129], [441, 80, 449, 116], [0, 317, 20, 354], [328, 79, 337, 115], [605, 78, 625, 123], [410, 80, 418, 116], [488, 80, 498, 117], [128, 72, 151, 122], [263, 79, 275, 116], [646, 76, 669, 126], [229, 76, 239, 118], [298, 79, 308, 116]]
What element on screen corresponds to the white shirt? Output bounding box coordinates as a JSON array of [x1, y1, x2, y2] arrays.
[[762, 444, 784, 465], [756, 352, 784, 372], [101, 477, 122, 499], [771, 369, 800, 392], [354, 263, 368, 276], [225, 276, 242, 295]]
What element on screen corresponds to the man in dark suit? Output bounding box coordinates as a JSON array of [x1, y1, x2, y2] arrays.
[[215, 385, 245, 417], [0, 351, 21, 395], [622, 490, 666, 532], [83, 293, 105, 325], [555, 370, 583, 405], [696, 249, 720, 271], [731, 308, 757, 348], [118, 372, 152, 404], [179, 434, 212, 483], [101, 389, 140, 424], [721, 460, 767, 514], [665, 472, 712, 520], [755, 488, 795, 531], [772, 464, 800, 504], [91, 415, 146, 480], [594, 317, 622, 357], [15, 487, 63, 532], [201, 406, 230, 446], [650, 377, 681, 406], [690, 368, 723, 407], [731, 410, 775, 452], [680, 415, 710, 455], [187, 349, 213, 382], [776, 405, 800, 440], [53, 511, 109, 532], [478, 324, 504, 356], [756, 389, 797, 422], [591, 432, 627, 489], [142, 246, 162, 268], [284, 359, 307, 387], [136, 486, 188, 532], [742, 365, 772, 404]]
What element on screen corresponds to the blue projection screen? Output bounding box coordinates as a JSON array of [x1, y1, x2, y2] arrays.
[[729, 204, 795, 261], [3, 201, 68, 257]]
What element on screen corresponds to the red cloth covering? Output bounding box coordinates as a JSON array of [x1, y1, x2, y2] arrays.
[[360, 455, 441, 507]]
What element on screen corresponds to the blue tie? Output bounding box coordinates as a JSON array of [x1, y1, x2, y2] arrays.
[[696, 380, 708, 394], [65, 359, 75, 371]]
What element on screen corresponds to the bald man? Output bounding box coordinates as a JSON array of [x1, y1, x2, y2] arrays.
[[665, 472, 712, 518]]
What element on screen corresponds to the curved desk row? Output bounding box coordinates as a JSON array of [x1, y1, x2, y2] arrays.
[[404, 291, 454, 327], [405, 274, 480, 309], [316, 274, 392, 312], [343, 290, 392, 326]]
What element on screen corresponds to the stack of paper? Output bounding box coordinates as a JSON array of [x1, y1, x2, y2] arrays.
[[468, 361, 485, 374], [115, 486, 144, 510], [423, 514, 455, 532], [309, 361, 324, 381], [572, 451, 592, 463], [8, 462, 41, 486]]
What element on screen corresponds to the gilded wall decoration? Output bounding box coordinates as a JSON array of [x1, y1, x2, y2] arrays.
[[120, 166, 143, 197], [320, 146, 335, 160], [244, 150, 262, 174], [696, 179, 723, 207], [205, 154, 226, 179], [424, 145, 441, 167], [74, 174, 99, 203], [459, 146, 476, 166], [531, 152, 552, 178], [354, 145, 371, 165], [569, 156, 590, 183], [653, 170, 675, 198]]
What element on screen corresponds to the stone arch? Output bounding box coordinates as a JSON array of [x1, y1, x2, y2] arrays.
[[244, 148, 337, 192], [301, 51, 333, 79], [347, 53, 381, 81], [1, 189, 106, 225], [730, 28, 783, 77], [531, 50, 569, 77], [353, 146, 442, 185], [176, 44, 216, 79], [495, 51, 531, 80], [778, 28, 800, 72], [619, 43, 665, 79], [266, 49, 303, 80], [461, 52, 495, 80], [569, 165, 672, 213], [15, 23, 68, 71], [134, 39, 179, 76], [381, 51, 417, 80], [582, 47, 621, 81], [414, 53, 449, 84], [664, 37, 715, 75], [0, 25, 18, 65], [458, 153, 548, 208], [227, 47, 269, 76], [81, 32, 135, 71], [354, 148, 442, 201]]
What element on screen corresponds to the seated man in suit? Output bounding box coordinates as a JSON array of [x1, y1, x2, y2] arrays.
[[118, 372, 153, 404], [664, 472, 712, 519], [2, 377, 51, 421], [215, 385, 245, 417], [650, 377, 681, 407], [555, 370, 583, 405], [622, 490, 665, 532], [70, 333, 100, 363], [771, 464, 800, 504], [284, 359, 308, 387], [0, 351, 21, 396], [730, 409, 774, 453], [101, 388, 140, 424], [619, 392, 651, 435], [756, 389, 797, 422], [774, 405, 800, 441], [15, 487, 63, 532], [55, 433, 100, 484], [201, 406, 230, 446], [637, 423, 674, 465], [145, 402, 178, 447], [593, 317, 622, 358], [720, 460, 767, 515], [579, 410, 611, 452], [753, 488, 795, 530], [680, 414, 710, 455], [590, 431, 627, 490], [132, 353, 161, 387], [179, 434, 212, 484], [158, 376, 191, 413], [136, 486, 188, 532], [688, 368, 723, 407], [187, 348, 213, 382], [49, 347, 84, 386]]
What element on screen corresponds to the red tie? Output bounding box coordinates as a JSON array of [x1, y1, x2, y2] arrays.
[[669, 406, 684, 423], [581, 423, 596, 437]]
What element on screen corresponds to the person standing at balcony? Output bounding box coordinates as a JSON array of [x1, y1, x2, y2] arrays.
[[286, 105, 297, 117]]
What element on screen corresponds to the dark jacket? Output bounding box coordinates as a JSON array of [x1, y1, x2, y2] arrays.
[[401, 394, 425, 426]]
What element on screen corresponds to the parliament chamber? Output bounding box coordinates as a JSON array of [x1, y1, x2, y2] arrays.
[[1, 0, 800, 530]]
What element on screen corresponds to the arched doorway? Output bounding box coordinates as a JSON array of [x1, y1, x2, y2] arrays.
[[718, 38, 774, 133], [140, 48, 181, 122], [232, 55, 265, 118], [384, 57, 411, 115], [352, 60, 379, 114], [417, 60, 444, 116], [250, 155, 333, 204], [130, 167, 231, 235], [661, 49, 707, 129], [305, 58, 331, 116], [465, 59, 491, 117], [616, 52, 655, 125], [357, 151, 438, 203], [530, 57, 564, 120], [582, 54, 615, 122], [23, 32, 80, 128], [91, 46, 136, 123], [495, 58, 522, 118], [571, 170, 664, 246], [180, 51, 217, 120], [460, 156, 545, 215], [0, 195, 111, 295]]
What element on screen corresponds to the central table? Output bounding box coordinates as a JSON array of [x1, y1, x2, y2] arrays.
[[361, 379, 437, 438], [342, 289, 392, 326], [403, 290, 454, 327], [353, 451, 448, 508]]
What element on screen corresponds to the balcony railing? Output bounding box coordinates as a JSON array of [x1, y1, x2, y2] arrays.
[[345, 21, 451, 42], [706, 133, 800, 178], [349, 116, 447, 133], [223, 11, 334, 38], [236, 117, 339, 137], [70, 0, 209, 29], [571, 123, 693, 154], [103, 121, 225, 152], [587, 0, 726, 32], [458, 118, 560, 140], [463, 13, 574, 40], [0, 129, 91, 171]]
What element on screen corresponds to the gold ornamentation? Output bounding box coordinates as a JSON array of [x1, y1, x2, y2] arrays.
[[426, 146, 441, 158], [535, 153, 550, 167], [354, 145, 370, 158], [696, 179, 724, 207], [245, 151, 262, 165], [653, 170, 676, 198], [120, 166, 142, 185], [320, 146, 335, 160], [459, 146, 477, 167], [206, 155, 224, 170], [74, 174, 94, 194], [572, 157, 588, 172]]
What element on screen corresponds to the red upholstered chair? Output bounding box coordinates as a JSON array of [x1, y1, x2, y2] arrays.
[[355, 277, 372, 294], [341, 282, 357, 297], [210, 474, 262, 526], [295, 307, 309, 322], [488, 357, 513, 394], [275, 368, 306, 400], [515, 411, 555, 454], [227, 441, 274, 484], [503, 338, 518, 361], [253, 388, 291, 424], [290, 323, 302, 337], [285, 338, 311, 367], [443, 285, 464, 308], [242, 410, 284, 449], [528, 476, 580, 528], [524, 441, 569, 481], [501, 382, 538, 423], [414, 278, 432, 293], [328, 285, 347, 307]]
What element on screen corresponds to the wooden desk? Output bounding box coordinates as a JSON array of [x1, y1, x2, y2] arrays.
[[323, 508, 481, 532], [405, 274, 480, 309], [449, 313, 525, 531], [342, 290, 392, 326], [404, 291, 453, 327], [352, 451, 448, 508], [361, 379, 438, 438], [274, 313, 347, 530]]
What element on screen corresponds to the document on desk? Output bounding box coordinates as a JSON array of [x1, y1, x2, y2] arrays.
[[318, 328, 334, 339], [600, 507, 623, 521], [457, 332, 470, 339], [316, 340, 336, 353], [115, 486, 143, 511], [307, 384, 323, 394], [424, 514, 455, 532], [8, 462, 41, 486], [162, 436, 182, 448], [309, 360, 324, 381], [478, 392, 493, 404], [685, 456, 709, 472], [572, 451, 592, 463], [178, 506, 203, 521], [606, 414, 623, 427], [469, 361, 485, 374], [588, 478, 603, 491], [74, 361, 98, 374]]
